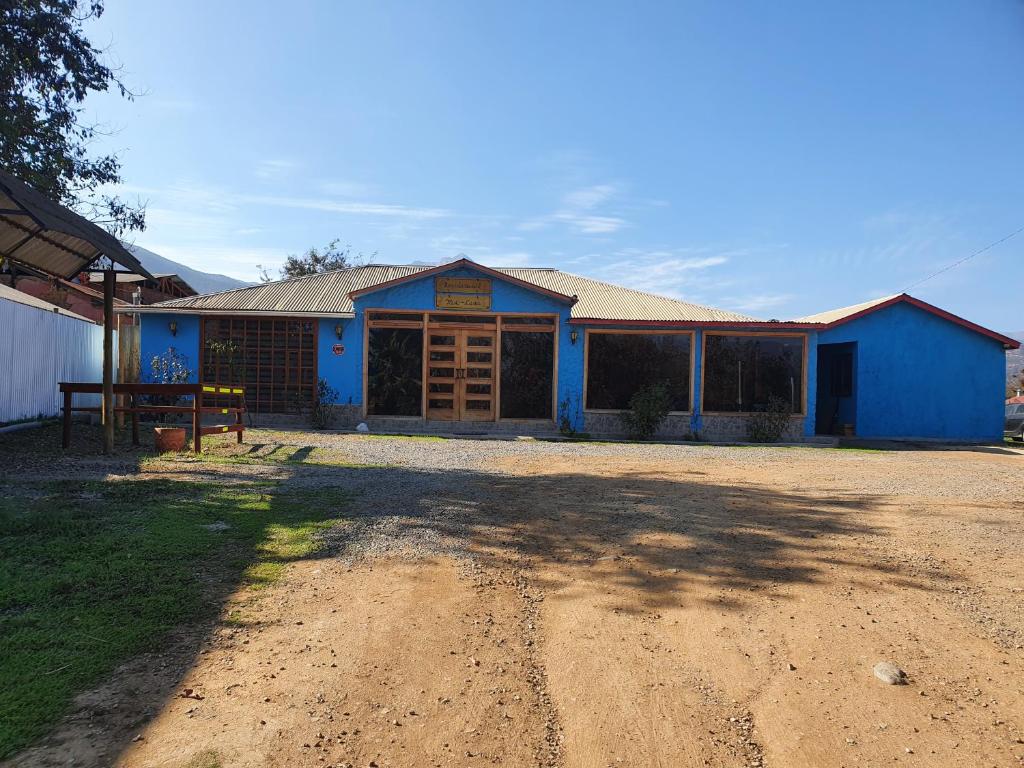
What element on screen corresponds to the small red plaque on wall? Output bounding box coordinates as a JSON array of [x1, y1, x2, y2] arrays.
[[332, 344, 345, 356]]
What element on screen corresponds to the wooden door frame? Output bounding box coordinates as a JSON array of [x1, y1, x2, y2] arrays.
[[362, 308, 559, 423]]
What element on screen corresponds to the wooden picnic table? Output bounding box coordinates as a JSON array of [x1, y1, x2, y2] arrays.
[[59, 382, 246, 453]]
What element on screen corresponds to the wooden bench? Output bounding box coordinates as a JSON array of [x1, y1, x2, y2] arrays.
[[59, 382, 246, 453]]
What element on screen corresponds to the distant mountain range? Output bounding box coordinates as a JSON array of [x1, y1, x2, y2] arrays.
[[128, 245, 251, 295]]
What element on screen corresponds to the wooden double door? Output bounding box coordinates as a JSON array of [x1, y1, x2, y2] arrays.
[[426, 328, 496, 421]]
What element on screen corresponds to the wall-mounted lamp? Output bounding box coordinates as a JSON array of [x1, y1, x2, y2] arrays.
[[570, 329, 579, 345], [168, 320, 178, 337], [334, 323, 344, 340]]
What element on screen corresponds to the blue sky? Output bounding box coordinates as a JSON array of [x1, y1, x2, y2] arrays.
[[85, 1, 1024, 331]]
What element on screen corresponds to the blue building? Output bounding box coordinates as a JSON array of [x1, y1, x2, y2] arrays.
[[127, 258, 1019, 442]]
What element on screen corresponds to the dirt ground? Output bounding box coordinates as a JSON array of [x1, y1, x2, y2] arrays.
[[7, 434, 1024, 768]]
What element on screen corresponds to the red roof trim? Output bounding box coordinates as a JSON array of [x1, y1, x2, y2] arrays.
[[572, 296, 1021, 349], [347, 258, 578, 304], [569, 318, 821, 329], [823, 294, 1020, 349]]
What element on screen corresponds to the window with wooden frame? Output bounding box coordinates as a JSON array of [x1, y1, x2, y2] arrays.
[[367, 327, 423, 416], [585, 332, 692, 412], [500, 327, 554, 419], [702, 334, 805, 414], [201, 317, 316, 414]]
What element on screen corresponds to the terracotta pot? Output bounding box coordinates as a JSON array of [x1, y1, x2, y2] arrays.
[[154, 426, 187, 453]]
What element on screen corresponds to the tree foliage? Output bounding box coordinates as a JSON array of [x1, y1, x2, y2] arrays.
[[0, 0, 144, 234], [259, 239, 372, 282]]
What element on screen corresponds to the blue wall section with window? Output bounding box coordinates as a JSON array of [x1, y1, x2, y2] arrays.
[[139, 313, 200, 383], [818, 302, 1005, 440]]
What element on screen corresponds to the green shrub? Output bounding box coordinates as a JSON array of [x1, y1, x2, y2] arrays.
[[620, 382, 671, 440], [557, 394, 582, 437], [745, 396, 792, 442], [310, 378, 339, 429]]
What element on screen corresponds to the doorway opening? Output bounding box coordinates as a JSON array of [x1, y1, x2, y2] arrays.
[[815, 342, 857, 436]]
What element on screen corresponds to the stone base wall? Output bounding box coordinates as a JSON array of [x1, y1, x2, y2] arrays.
[[238, 408, 807, 443], [699, 414, 806, 442], [584, 412, 696, 440], [584, 411, 806, 442]]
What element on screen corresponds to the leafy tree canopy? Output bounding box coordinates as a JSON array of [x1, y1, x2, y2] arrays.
[[259, 239, 373, 282], [0, 0, 144, 235]]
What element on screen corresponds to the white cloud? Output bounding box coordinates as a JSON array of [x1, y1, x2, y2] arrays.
[[318, 179, 376, 198], [589, 247, 733, 299], [562, 184, 617, 211], [241, 193, 449, 220], [254, 159, 297, 180], [142, 242, 286, 282], [520, 183, 628, 235], [482, 251, 533, 267], [552, 213, 626, 234], [723, 293, 796, 314]]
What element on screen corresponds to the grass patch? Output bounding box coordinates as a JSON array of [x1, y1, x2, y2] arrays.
[[0, 478, 349, 759]]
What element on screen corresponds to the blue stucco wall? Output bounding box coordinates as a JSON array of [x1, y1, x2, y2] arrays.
[[317, 317, 360, 406], [818, 302, 1006, 440], [134, 276, 1006, 442], [139, 313, 200, 383]]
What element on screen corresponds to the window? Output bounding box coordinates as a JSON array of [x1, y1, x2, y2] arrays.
[[702, 335, 804, 413], [202, 317, 315, 414], [585, 333, 691, 411], [500, 331, 554, 419], [367, 327, 423, 416]]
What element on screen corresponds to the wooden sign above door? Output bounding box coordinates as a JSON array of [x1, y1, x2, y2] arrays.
[[435, 276, 492, 310], [436, 277, 491, 294], [436, 293, 491, 310]]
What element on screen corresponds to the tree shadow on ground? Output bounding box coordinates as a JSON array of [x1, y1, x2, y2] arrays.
[[361, 464, 942, 614], [0, 428, 348, 764], [0, 425, 958, 766]]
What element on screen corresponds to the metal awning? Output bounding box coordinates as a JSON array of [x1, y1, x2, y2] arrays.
[[0, 169, 152, 279]]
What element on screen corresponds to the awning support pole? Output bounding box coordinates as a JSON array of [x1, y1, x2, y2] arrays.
[[103, 269, 114, 454]]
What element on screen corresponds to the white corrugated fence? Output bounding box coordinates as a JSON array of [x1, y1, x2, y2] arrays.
[[0, 295, 114, 423]]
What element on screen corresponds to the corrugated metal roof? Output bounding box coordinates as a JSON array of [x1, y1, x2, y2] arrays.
[[0, 170, 152, 280], [794, 294, 901, 324], [0, 282, 94, 322], [148, 264, 757, 322]]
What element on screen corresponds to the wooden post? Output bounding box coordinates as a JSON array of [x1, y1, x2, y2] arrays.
[[193, 387, 203, 453], [62, 389, 72, 449], [236, 392, 243, 444], [102, 270, 115, 454], [130, 392, 140, 446]]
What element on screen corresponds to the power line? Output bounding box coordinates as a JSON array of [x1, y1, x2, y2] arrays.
[[902, 224, 1024, 293]]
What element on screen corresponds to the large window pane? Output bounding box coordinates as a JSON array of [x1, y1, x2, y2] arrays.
[[500, 332, 554, 419], [368, 328, 423, 416], [702, 335, 803, 413], [202, 317, 315, 414], [586, 333, 691, 411]]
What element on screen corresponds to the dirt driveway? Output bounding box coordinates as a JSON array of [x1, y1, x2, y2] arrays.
[[8, 432, 1024, 768]]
